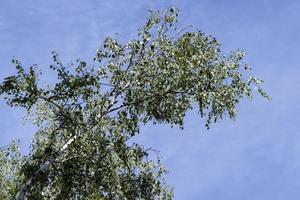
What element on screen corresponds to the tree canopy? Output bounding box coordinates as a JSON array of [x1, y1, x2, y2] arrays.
[[0, 8, 269, 200]]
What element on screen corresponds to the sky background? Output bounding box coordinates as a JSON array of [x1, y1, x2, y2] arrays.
[[1, 0, 300, 199]]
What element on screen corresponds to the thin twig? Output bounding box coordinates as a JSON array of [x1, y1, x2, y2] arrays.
[[38, 95, 62, 110], [170, 25, 192, 40]]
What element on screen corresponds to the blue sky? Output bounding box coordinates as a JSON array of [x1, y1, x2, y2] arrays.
[[1, 1, 300, 199]]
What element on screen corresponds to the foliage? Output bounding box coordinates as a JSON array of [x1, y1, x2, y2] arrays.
[[0, 141, 23, 199], [0, 8, 268, 199]]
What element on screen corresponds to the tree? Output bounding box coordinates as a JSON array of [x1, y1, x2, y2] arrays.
[[0, 8, 269, 199]]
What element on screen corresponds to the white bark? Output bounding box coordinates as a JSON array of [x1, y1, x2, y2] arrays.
[[17, 130, 80, 200]]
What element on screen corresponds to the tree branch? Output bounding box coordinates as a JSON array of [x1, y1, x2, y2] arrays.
[[170, 25, 192, 40], [16, 128, 80, 199], [105, 88, 195, 115], [37, 95, 63, 111], [17, 155, 55, 200]]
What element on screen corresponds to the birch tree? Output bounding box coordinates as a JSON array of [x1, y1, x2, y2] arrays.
[[0, 8, 269, 200]]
